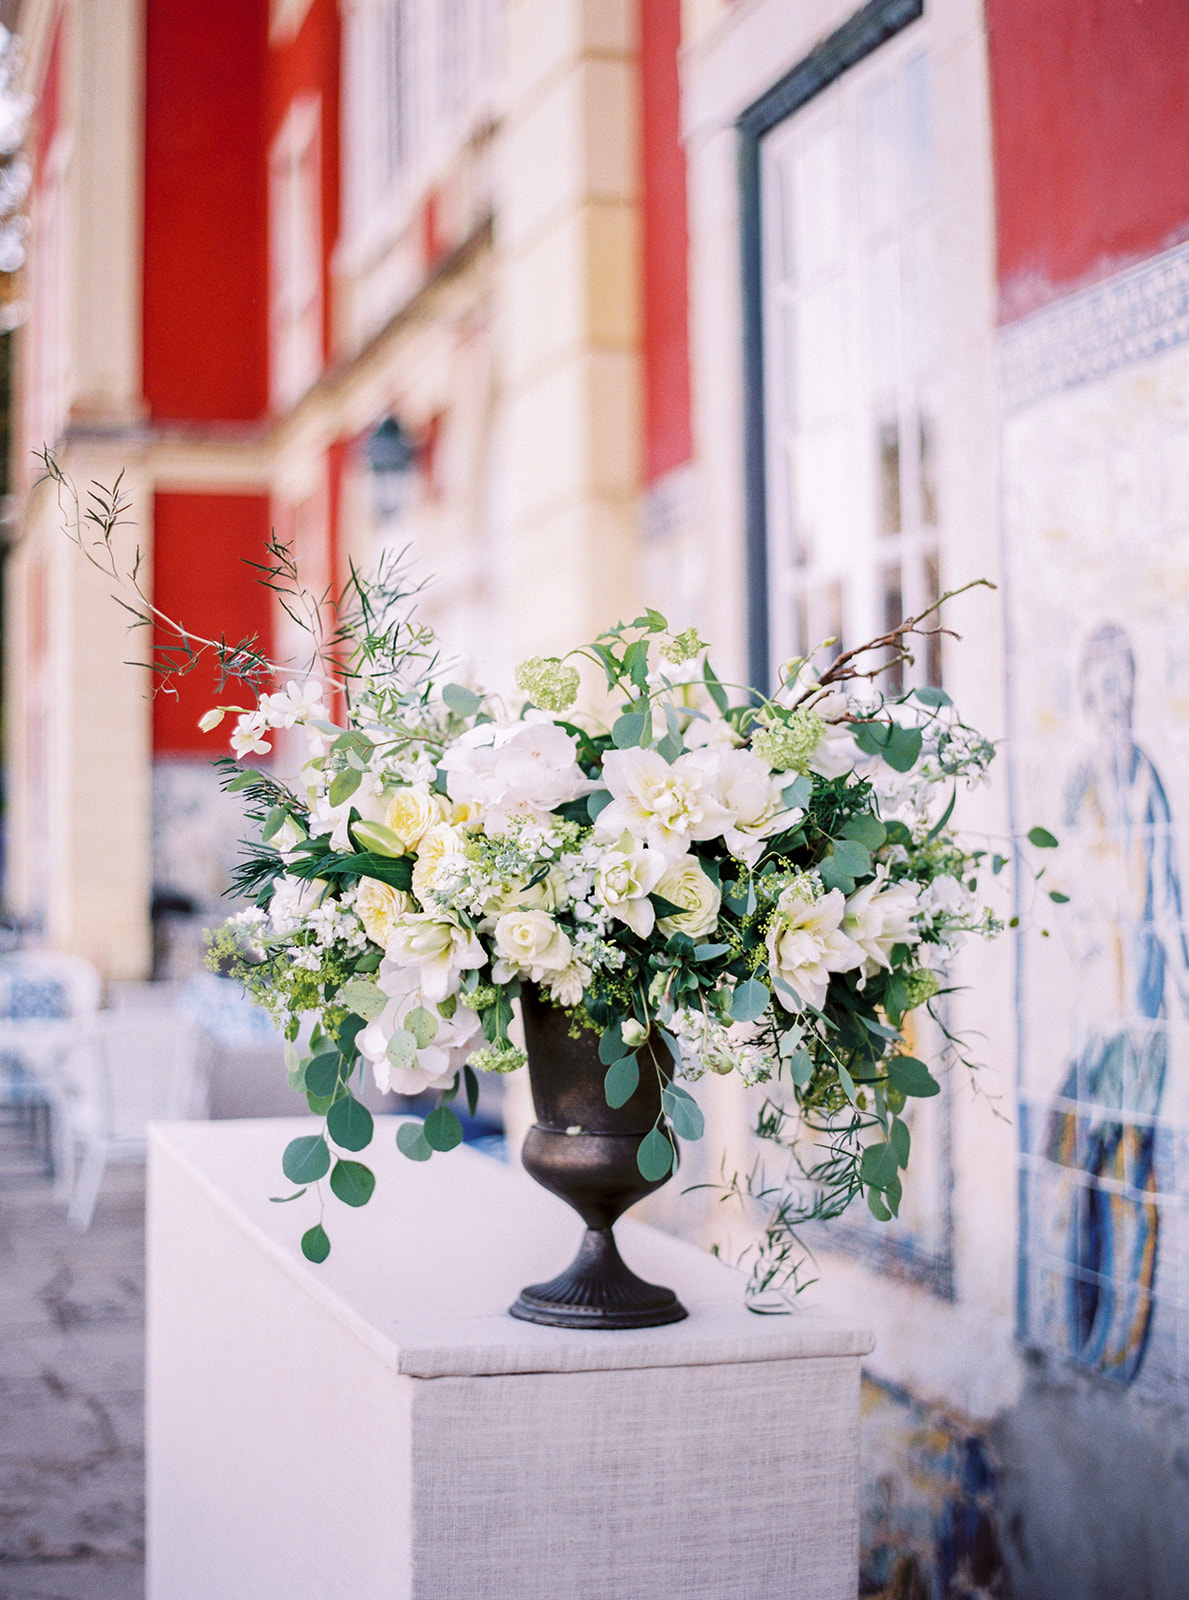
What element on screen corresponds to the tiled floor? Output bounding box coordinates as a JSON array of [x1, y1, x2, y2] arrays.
[[0, 1120, 144, 1600]]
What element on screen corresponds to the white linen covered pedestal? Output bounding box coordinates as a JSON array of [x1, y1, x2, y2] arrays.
[[147, 1117, 873, 1600]]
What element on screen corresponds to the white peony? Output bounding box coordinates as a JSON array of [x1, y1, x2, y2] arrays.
[[842, 873, 921, 983], [592, 832, 667, 936], [385, 910, 486, 1002], [442, 714, 595, 820], [492, 910, 573, 982], [359, 961, 482, 1095], [765, 878, 865, 1012], [594, 747, 734, 862], [654, 856, 722, 939]]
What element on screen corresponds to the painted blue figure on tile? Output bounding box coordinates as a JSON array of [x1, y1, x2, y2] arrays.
[[1043, 623, 1189, 1381]]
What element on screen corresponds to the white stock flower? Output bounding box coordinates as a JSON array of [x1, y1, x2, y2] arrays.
[[594, 748, 733, 862], [492, 910, 573, 982], [842, 873, 921, 983], [355, 879, 415, 948], [654, 856, 722, 939], [411, 823, 469, 907], [359, 961, 482, 1095], [592, 832, 667, 936], [765, 877, 864, 1012], [385, 911, 486, 1002]]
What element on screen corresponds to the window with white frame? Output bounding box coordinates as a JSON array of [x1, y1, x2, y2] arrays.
[[270, 94, 323, 412], [343, 0, 499, 257], [759, 36, 940, 692]]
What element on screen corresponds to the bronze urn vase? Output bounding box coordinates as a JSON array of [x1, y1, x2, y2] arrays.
[[509, 986, 688, 1329]]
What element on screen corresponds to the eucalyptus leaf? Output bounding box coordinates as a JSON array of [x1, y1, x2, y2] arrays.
[[386, 1030, 419, 1072], [1028, 826, 1058, 849], [304, 1051, 342, 1100], [329, 1158, 376, 1208], [587, 789, 613, 821], [612, 712, 648, 749], [731, 977, 770, 1023], [886, 1055, 941, 1098], [636, 1126, 675, 1182], [396, 1121, 433, 1162], [405, 1006, 439, 1048], [662, 1082, 705, 1142], [604, 1053, 639, 1109], [860, 1140, 899, 1189], [282, 1134, 330, 1185], [443, 683, 482, 717], [889, 1116, 911, 1170], [423, 1106, 463, 1152], [327, 1094, 375, 1153], [328, 766, 363, 807], [598, 1019, 628, 1065], [463, 1063, 480, 1117], [301, 1224, 331, 1263], [781, 774, 812, 811], [789, 1048, 813, 1088], [836, 1062, 857, 1105], [338, 979, 387, 1021]]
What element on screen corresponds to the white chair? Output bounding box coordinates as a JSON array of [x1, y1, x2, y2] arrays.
[[0, 951, 103, 1176], [58, 1012, 210, 1230]]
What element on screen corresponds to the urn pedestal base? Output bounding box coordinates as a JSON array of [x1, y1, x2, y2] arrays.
[[509, 1224, 688, 1329]]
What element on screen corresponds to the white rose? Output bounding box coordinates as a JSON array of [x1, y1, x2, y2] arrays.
[[492, 910, 573, 980], [593, 833, 667, 936], [765, 880, 864, 1012], [355, 879, 414, 948], [654, 856, 722, 939], [384, 784, 443, 852]]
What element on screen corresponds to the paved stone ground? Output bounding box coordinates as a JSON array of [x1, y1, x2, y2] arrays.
[[0, 1115, 144, 1600]]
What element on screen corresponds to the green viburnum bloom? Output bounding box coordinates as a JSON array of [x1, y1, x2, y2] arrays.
[[459, 984, 499, 1011], [902, 968, 941, 1008], [753, 707, 825, 772], [662, 627, 706, 665], [468, 1041, 528, 1074], [514, 656, 580, 712]]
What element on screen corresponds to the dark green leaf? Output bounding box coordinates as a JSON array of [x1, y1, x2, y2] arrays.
[[1049, 890, 1070, 904], [731, 977, 770, 1023], [329, 1159, 376, 1208], [867, 1189, 892, 1222], [463, 1063, 480, 1117], [1028, 826, 1058, 849], [836, 1062, 857, 1104], [327, 1094, 374, 1153], [443, 683, 482, 717], [889, 1116, 911, 1169], [924, 785, 958, 845], [702, 658, 729, 715], [396, 1121, 433, 1161], [269, 1187, 308, 1204], [637, 1126, 675, 1182], [304, 1050, 343, 1099], [282, 1134, 330, 1185], [227, 768, 266, 792], [886, 1055, 941, 1098], [693, 942, 730, 962], [662, 1082, 705, 1141], [423, 1106, 464, 1152], [604, 1053, 639, 1109], [885, 724, 923, 772], [650, 892, 686, 919], [301, 1224, 331, 1263], [598, 1019, 628, 1065]]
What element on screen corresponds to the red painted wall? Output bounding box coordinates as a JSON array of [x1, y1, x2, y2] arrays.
[[33, 16, 63, 187], [267, 0, 342, 364], [143, 0, 269, 420], [640, 0, 692, 485], [152, 492, 274, 755], [987, 0, 1189, 323]]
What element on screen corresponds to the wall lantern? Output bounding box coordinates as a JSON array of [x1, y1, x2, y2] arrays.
[[365, 415, 418, 523]]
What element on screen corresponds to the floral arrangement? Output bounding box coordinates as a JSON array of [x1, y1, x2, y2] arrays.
[[45, 453, 1011, 1287]]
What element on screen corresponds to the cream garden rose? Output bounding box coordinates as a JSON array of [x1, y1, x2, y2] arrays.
[[384, 783, 443, 852], [492, 909, 573, 982], [355, 880, 414, 948], [654, 856, 722, 939]]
